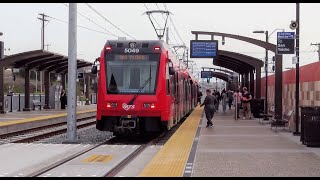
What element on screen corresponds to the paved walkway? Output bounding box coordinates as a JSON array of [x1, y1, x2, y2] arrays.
[[192, 105, 320, 177]]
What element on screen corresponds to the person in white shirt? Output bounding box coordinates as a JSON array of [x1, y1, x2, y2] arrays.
[[233, 89, 242, 119]]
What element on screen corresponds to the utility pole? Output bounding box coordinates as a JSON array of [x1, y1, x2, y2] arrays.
[[38, 13, 49, 96], [66, 3, 78, 143], [37, 13, 49, 50], [310, 43, 320, 61]]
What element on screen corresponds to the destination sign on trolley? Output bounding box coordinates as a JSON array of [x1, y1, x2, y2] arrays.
[[115, 54, 149, 61], [190, 40, 218, 58]]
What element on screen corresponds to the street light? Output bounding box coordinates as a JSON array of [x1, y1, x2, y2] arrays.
[[253, 28, 284, 120], [0, 32, 3, 36]]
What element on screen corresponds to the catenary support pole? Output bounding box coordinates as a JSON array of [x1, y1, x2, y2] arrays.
[[66, 3, 78, 142]]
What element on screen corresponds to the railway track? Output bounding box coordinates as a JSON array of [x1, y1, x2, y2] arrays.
[[2, 110, 191, 177], [104, 132, 166, 177], [0, 117, 96, 143], [26, 132, 166, 177]]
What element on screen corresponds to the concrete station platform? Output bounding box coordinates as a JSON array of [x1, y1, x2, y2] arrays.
[[139, 105, 320, 177], [0, 104, 96, 135], [0, 143, 93, 177], [0, 143, 140, 177], [38, 144, 140, 177]]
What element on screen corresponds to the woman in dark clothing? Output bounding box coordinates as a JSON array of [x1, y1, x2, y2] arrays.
[[197, 91, 203, 104], [213, 90, 220, 111], [60, 89, 67, 109], [200, 89, 218, 127], [227, 90, 234, 110]]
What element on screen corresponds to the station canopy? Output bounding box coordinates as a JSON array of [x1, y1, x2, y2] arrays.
[[0, 50, 93, 73]]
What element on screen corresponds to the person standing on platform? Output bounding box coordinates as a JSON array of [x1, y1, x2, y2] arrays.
[[212, 89, 216, 96], [227, 90, 234, 110], [60, 89, 67, 109], [201, 89, 218, 127], [241, 87, 252, 119], [221, 89, 228, 112], [197, 90, 203, 105], [213, 90, 220, 112], [233, 89, 242, 119]]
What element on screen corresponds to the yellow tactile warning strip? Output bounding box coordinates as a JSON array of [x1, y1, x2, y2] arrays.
[[0, 109, 96, 127], [139, 105, 203, 177]]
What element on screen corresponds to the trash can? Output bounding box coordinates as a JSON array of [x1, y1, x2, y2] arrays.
[[300, 106, 320, 147], [251, 99, 265, 118]]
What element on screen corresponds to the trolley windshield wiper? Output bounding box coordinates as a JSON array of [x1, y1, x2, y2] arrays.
[[127, 76, 152, 105]]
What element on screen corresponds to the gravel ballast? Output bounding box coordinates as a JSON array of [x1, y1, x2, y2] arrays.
[[38, 126, 113, 144]]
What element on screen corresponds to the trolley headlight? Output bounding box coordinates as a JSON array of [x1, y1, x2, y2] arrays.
[[144, 103, 155, 109], [107, 102, 117, 108]]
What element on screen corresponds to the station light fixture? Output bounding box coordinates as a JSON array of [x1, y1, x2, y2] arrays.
[[222, 36, 225, 45], [252, 30, 265, 34]]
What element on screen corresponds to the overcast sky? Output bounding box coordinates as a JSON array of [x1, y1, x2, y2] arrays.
[[1, 3, 319, 78]]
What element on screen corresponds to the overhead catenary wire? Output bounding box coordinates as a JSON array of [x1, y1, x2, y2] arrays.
[[143, 3, 162, 29], [47, 15, 114, 36], [61, 3, 118, 37], [162, 3, 191, 69], [143, 3, 175, 44], [163, 3, 185, 46], [85, 3, 136, 40], [154, 3, 184, 58], [153, 3, 179, 46]]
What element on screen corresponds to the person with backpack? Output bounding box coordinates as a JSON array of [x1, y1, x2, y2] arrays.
[[201, 89, 218, 127]]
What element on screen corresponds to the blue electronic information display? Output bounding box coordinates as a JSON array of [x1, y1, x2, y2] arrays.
[[201, 71, 213, 78], [190, 40, 218, 58], [277, 32, 295, 54]]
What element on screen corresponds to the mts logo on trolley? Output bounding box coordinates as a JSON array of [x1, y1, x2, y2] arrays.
[[122, 103, 135, 111]]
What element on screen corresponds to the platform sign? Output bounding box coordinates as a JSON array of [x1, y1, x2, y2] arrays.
[[201, 71, 213, 78], [277, 32, 295, 54], [190, 40, 218, 58]]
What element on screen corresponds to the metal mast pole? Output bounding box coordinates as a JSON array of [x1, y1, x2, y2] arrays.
[[166, 27, 169, 44], [66, 3, 78, 142], [293, 3, 300, 135], [264, 31, 269, 120]]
